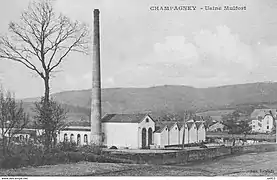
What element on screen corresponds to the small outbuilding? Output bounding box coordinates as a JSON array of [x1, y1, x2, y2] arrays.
[[153, 124, 168, 148]]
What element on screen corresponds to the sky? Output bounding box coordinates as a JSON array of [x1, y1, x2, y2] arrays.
[[0, 0, 277, 98]]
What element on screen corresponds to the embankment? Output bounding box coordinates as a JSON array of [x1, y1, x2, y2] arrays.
[[104, 143, 277, 165]]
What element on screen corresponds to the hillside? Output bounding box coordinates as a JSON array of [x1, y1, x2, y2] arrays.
[[22, 82, 277, 122]]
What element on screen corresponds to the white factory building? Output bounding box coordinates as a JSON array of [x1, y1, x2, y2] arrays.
[[57, 113, 206, 149]]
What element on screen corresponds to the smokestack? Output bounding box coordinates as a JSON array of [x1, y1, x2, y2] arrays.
[[91, 9, 102, 145]]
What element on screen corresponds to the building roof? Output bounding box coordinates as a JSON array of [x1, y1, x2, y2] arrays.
[[154, 124, 167, 133], [187, 122, 194, 130], [195, 122, 204, 129], [193, 115, 202, 122], [101, 113, 150, 123], [177, 122, 184, 129], [251, 109, 277, 119], [156, 121, 177, 130], [67, 121, 91, 127]]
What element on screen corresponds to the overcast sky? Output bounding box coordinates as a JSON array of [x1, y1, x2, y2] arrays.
[[0, 0, 277, 98]]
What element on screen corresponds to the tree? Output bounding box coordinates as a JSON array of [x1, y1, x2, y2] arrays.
[[0, 0, 89, 103], [237, 120, 252, 144], [224, 116, 251, 146], [33, 97, 67, 150], [224, 119, 240, 146], [0, 88, 29, 156], [182, 111, 192, 149]]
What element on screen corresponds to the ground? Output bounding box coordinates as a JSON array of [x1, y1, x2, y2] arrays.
[[1, 151, 277, 176]]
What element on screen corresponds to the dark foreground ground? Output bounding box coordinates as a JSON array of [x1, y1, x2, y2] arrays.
[[1, 151, 277, 176]]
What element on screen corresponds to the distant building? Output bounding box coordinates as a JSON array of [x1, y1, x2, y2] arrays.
[[250, 109, 276, 133], [207, 121, 227, 132]]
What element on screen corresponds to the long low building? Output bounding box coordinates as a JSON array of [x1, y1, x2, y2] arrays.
[[58, 113, 206, 149], [0, 113, 207, 149]]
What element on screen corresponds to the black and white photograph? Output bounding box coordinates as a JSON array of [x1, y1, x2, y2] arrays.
[[0, 0, 277, 177]]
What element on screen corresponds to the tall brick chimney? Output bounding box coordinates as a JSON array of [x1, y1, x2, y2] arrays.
[[90, 9, 102, 145]]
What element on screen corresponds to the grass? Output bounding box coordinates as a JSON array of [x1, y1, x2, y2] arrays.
[[0, 161, 148, 176]]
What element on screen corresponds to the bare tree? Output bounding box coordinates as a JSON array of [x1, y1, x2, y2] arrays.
[[33, 97, 67, 150], [0, 0, 89, 103], [0, 88, 29, 156], [182, 111, 191, 149]]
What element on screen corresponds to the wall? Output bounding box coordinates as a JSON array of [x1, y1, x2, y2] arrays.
[[138, 116, 155, 148], [262, 115, 274, 132], [197, 125, 206, 142], [179, 126, 188, 144], [161, 128, 169, 147], [102, 122, 139, 149], [169, 124, 179, 145], [154, 133, 161, 147], [188, 124, 197, 143], [106, 143, 277, 165], [59, 129, 90, 146]]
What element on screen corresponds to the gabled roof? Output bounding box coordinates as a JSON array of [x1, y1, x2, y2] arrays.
[[193, 115, 202, 122], [195, 122, 204, 129], [156, 121, 177, 130], [154, 124, 167, 133], [187, 122, 195, 130], [101, 113, 150, 123], [177, 122, 187, 129], [251, 109, 277, 119]]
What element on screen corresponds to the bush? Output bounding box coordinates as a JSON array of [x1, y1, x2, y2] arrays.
[[78, 145, 102, 155], [67, 152, 85, 163], [56, 142, 78, 152], [84, 153, 98, 162], [1, 156, 23, 169]]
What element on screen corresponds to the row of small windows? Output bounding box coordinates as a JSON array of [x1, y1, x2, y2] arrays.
[[64, 133, 88, 145]]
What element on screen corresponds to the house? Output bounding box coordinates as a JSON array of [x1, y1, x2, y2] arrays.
[[101, 113, 155, 149], [153, 124, 168, 148], [207, 121, 227, 132], [250, 109, 276, 133], [177, 122, 188, 144]]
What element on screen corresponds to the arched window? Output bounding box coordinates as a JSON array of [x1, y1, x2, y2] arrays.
[[20, 135, 24, 141], [141, 128, 147, 149], [77, 134, 81, 146], [148, 127, 153, 146], [84, 134, 88, 144], [64, 133, 68, 142], [70, 134, 74, 143]]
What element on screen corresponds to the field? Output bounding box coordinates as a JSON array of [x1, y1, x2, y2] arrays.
[[1, 151, 277, 176]]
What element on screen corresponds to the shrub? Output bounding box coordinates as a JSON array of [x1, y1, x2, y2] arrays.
[[84, 153, 98, 162], [56, 142, 78, 152], [54, 152, 69, 164], [1, 156, 23, 169], [78, 144, 103, 155], [67, 152, 85, 163]]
